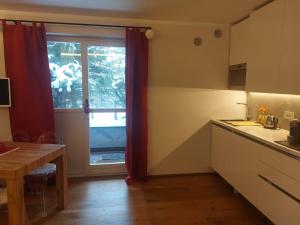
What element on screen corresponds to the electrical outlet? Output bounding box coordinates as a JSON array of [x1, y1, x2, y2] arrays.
[[284, 111, 294, 120]]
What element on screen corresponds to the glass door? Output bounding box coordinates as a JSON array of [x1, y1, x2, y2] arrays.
[[84, 40, 127, 175], [47, 36, 126, 176]]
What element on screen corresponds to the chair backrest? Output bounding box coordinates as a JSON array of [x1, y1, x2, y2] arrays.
[[37, 132, 58, 144], [12, 131, 30, 142]]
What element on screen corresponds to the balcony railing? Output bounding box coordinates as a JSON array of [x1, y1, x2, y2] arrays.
[[89, 126, 126, 164]]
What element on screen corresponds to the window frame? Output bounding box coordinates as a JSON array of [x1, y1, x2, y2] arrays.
[[47, 35, 126, 114]]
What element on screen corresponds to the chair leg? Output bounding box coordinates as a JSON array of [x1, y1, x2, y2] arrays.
[[40, 178, 48, 218]]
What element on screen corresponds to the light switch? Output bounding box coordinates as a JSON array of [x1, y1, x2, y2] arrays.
[[284, 111, 294, 120]]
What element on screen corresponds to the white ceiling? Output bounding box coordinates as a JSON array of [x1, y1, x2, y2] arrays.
[[0, 0, 270, 24]]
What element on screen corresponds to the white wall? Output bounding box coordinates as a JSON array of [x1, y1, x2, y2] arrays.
[[148, 24, 246, 174], [148, 88, 245, 175], [0, 9, 246, 176]]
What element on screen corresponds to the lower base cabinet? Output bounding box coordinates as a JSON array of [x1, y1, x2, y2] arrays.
[[211, 124, 300, 225], [256, 175, 300, 225]]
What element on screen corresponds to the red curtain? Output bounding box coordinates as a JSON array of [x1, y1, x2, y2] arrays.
[[125, 28, 149, 184], [2, 21, 54, 142]]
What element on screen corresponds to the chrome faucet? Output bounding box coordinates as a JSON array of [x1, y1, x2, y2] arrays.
[[237, 103, 253, 121]]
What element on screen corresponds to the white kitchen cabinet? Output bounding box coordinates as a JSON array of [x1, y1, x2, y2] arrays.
[[246, 0, 285, 93], [278, 0, 300, 95], [255, 176, 300, 225], [228, 133, 260, 203], [211, 125, 232, 181], [211, 123, 300, 225], [230, 19, 249, 65], [211, 125, 260, 206], [246, 0, 300, 95], [256, 144, 300, 225]]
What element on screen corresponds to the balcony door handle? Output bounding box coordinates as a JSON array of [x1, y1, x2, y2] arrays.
[[83, 99, 91, 115]]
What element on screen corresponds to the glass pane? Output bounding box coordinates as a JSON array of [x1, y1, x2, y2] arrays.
[[89, 112, 126, 164], [88, 46, 125, 109], [47, 41, 83, 109]]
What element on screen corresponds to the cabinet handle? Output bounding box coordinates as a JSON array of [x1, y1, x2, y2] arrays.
[[258, 175, 300, 203]]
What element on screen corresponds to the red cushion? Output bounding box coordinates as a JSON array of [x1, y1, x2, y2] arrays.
[[0, 142, 15, 154]]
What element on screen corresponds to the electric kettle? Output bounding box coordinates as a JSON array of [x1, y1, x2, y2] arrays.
[[264, 115, 278, 129]]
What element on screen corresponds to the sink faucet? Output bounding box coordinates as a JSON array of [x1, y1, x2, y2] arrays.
[[237, 103, 253, 121]]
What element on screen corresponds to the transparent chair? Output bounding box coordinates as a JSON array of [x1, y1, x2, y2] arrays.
[[12, 131, 30, 142], [25, 132, 58, 217]]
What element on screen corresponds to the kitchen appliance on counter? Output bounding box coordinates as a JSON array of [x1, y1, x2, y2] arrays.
[[275, 119, 300, 152], [264, 115, 278, 129], [288, 119, 300, 146]]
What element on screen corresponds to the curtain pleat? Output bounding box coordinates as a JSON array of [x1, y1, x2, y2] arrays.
[[2, 21, 54, 142]]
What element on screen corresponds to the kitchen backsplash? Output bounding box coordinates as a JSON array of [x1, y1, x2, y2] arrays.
[[248, 92, 300, 130]]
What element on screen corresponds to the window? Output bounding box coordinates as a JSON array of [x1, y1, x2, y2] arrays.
[[47, 39, 126, 112], [47, 41, 83, 109], [88, 46, 126, 109]]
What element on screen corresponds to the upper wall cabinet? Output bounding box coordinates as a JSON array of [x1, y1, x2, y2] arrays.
[[230, 19, 249, 65], [246, 0, 285, 93], [246, 0, 300, 95], [279, 0, 300, 95]]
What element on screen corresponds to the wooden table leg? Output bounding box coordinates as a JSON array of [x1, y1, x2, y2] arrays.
[[6, 177, 26, 225], [54, 153, 68, 209]]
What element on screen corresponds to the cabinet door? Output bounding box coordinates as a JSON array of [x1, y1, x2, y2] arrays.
[[211, 125, 232, 180], [229, 134, 260, 206], [230, 19, 249, 65], [246, 0, 285, 93], [256, 174, 300, 225], [279, 0, 300, 95]]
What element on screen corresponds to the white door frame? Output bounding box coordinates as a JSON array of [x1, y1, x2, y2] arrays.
[[48, 35, 127, 176]]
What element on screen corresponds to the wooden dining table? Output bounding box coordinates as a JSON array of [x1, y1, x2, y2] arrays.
[[0, 142, 68, 225]]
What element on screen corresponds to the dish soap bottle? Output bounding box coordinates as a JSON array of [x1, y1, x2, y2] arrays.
[[257, 106, 268, 125]]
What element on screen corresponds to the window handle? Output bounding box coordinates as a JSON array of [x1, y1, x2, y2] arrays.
[[83, 99, 90, 115]]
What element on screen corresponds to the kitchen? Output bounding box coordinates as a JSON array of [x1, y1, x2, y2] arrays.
[[0, 0, 299, 224], [212, 1, 300, 223]]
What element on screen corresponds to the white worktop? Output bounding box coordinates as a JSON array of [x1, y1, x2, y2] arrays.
[[212, 119, 300, 159]]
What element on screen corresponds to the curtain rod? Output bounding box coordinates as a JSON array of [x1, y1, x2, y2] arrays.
[[1, 19, 152, 29]]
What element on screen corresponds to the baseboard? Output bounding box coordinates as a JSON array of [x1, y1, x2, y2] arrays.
[[148, 171, 215, 178]]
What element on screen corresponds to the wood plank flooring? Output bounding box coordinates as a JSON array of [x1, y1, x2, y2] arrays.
[[2, 174, 271, 225]]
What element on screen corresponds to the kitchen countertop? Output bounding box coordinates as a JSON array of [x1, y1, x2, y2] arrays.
[[212, 119, 300, 159]]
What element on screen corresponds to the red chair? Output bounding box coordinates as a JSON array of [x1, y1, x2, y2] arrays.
[[25, 132, 58, 217]]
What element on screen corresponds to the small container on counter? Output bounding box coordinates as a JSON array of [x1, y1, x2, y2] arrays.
[[288, 119, 300, 146]]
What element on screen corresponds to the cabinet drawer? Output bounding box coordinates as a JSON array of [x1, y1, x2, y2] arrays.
[[258, 161, 300, 201], [257, 175, 300, 225], [258, 145, 300, 182]]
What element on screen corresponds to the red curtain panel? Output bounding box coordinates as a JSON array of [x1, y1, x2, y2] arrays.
[[2, 21, 54, 142], [125, 28, 149, 184]]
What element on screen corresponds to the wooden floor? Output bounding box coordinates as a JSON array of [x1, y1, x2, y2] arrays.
[[2, 174, 271, 225]]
